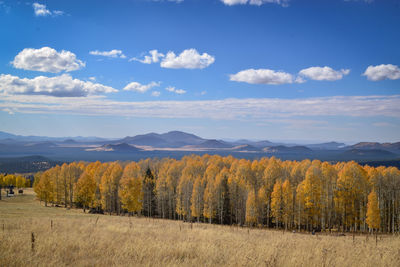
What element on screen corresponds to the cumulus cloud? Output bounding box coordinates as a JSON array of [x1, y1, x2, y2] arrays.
[[160, 49, 215, 69], [130, 50, 164, 64], [363, 64, 400, 81], [220, 0, 289, 7], [230, 66, 352, 85], [166, 86, 186, 94], [0, 74, 117, 97], [298, 66, 350, 81], [229, 68, 294, 85], [89, 49, 126, 59], [131, 49, 215, 69], [151, 91, 161, 97], [32, 3, 63, 17], [123, 81, 160, 93], [12, 47, 85, 73]]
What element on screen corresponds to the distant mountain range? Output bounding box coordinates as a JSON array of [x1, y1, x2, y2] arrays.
[[348, 142, 400, 152], [119, 131, 205, 147], [0, 130, 399, 163], [0, 131, 109, 143], [87, 143, 142, 152]]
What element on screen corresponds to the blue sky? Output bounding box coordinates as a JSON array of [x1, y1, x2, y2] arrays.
[[0, 0, 399, 143]]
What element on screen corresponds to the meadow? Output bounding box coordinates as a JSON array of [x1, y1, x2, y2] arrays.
[[1, 189, 399, 267]]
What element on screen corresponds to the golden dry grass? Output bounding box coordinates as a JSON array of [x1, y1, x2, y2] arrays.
[[1, 189, 400, 267]]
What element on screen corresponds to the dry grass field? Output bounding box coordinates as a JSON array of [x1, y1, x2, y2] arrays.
[[1, 189, 400, 267]]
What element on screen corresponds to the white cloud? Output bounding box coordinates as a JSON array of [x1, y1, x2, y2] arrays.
[[12, 47, 85, 73], [229, 68, 294, 85], [130, 50, 164, 64], [298, 66, 350, 81], [2, 108, 14, 115], [52, 10, 64, 16], [1, 94, 398, 120], [89, 77, 96, 81], [363, 64, 400, 81], [175, 89, 186, 94], [221, 0, 289, 7], [230, 66, 352, 85], [151, 91, 161, 97], [89, 49, 126, 59], [0, 74, 117, 97], [160, 49, 215, 69], [294, 76, 306, 84], [32, 3, 63, 17], [123, 81, 160, 93], [131, 49, 215, 69], [33, 3, 50, 16], [166, 86, 186, 94]]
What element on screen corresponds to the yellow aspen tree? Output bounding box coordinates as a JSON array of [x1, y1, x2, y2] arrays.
[[251, 160, 267, 224], [60, 163, 69, 207], [303, 165, 323, 230], [49, 165, 62, 205], [366, 190, 380, 232], [238, 159, 261, 224], [100, 162, 123, 214], [119, 162, 143, 214], [67, 162, 84, 208], [257, 186, 268, 219], [166, 160, 183, 220], [296, 181, 306, 230], [215, 167, 230, 224], [321, 162, 337, 231], [282, 179, 294, 230], [201, 163, 220, 223], [383, 167, 400, 234], [33, 172, 42, 196], [176, 157, 205, 220], [335, 161, 368, 231], [176, 162, 193, 220], [203, 174, 216, 223], [228, 160, 247, 225], [245, 189, 257, 225], [263, 157, 284, 226], [0, 174, 3, 200], [92, 162, 108, 211], [271, 180, 283, 228], [191, 173, 206, 222], [36, 170, 53, 206], [156, 160, 170, 218], [4, 174, 16, 187], [15, 176, 26, 188], [75, 168, 97, 212]]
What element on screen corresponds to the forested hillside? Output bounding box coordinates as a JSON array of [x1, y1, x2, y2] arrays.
[[33, 155, 400, 233]]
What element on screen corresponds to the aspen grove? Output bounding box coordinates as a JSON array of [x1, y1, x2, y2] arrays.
[[33, 155, 400, 233]]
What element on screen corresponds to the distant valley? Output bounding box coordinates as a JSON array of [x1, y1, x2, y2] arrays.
[[0, 130, 399, 171]]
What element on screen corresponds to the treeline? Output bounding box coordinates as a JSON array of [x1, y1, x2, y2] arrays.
[[0, 174, 31, 188], [33, 155, 400, 233]]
